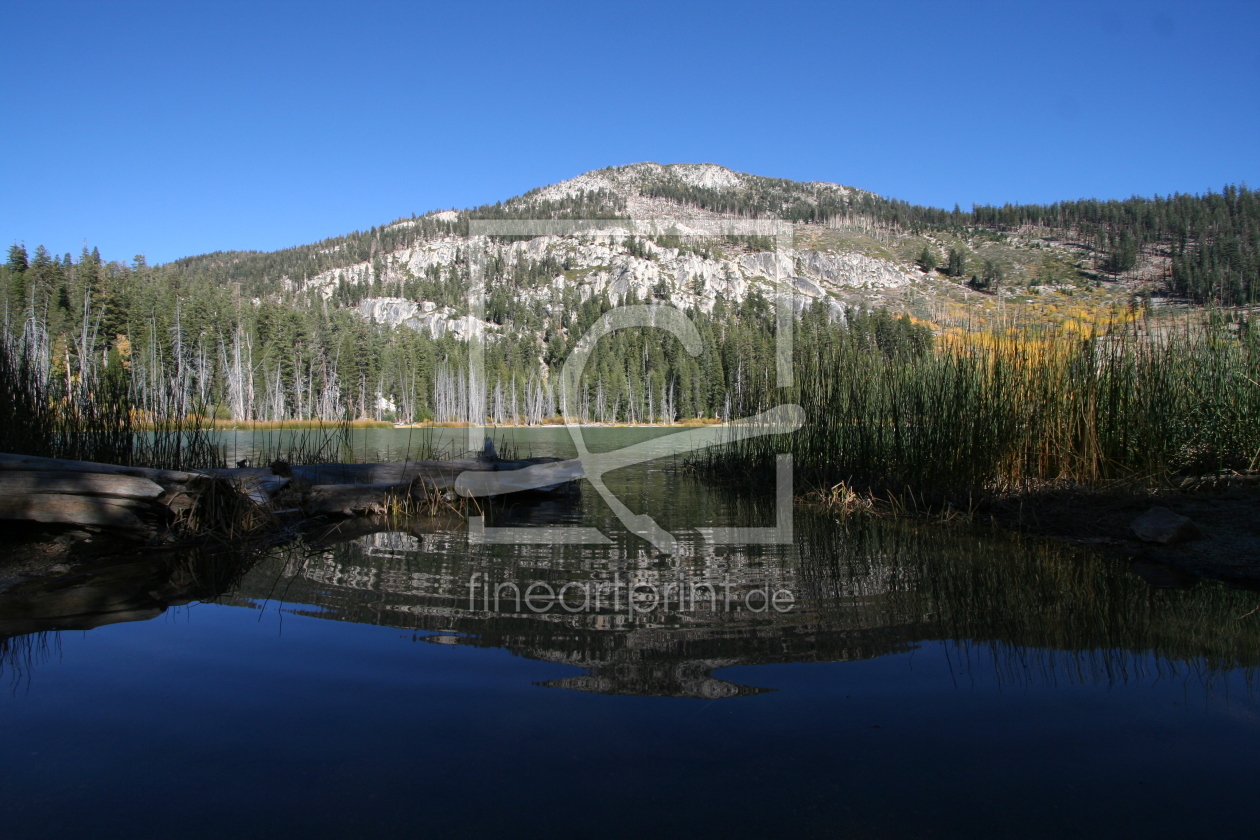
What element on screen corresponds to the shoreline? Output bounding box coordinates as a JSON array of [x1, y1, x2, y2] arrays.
[[4, 452, 1258, 596], [798, 479, 1260, 591], [142, 419, 727, 431], [994, 485, 1260, 591]]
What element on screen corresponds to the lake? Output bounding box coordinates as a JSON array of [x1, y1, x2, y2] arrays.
[[2, 427, 1258, 839]]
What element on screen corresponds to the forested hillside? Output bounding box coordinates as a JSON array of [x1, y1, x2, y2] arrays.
[[2, 163, 1255, 426]]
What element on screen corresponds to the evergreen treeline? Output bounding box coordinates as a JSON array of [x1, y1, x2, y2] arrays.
[[969, 185, 1259, 303], [6, 240, 905, 426], [166, 214, 461, 296]]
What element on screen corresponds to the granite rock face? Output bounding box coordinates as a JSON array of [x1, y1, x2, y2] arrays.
[[355, 297, 469, 339], [278, 163, 927, 341], [332, 236, 913, 340]]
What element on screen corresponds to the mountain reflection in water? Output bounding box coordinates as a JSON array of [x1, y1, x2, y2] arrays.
[[4, 430, 1260, 840], [203, 511, 1258, 699], [4, 425, 1259, 697], [8, 506, 1255, 699]]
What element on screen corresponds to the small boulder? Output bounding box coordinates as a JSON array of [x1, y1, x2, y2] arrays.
[[1130, 506, 1200, 545]]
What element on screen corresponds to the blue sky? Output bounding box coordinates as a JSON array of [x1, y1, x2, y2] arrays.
[[2, 0, 1257, 264]]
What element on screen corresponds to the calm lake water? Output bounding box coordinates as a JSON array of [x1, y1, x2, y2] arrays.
[[3, 428, 1259, 839]]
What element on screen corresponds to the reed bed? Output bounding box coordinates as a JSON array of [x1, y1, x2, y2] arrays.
[[234, 420, 354, 467], [131, 414, 225, 471], [226, 421, 465, 466], [171, 475, 280, 542], [0, 340, 130, 463], [700, 314, 1260, 507], [382, 481, 469, 520], [0, 340, 222, 470]]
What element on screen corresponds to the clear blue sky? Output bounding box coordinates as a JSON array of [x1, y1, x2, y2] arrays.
[[2, 0, 1257, 264]]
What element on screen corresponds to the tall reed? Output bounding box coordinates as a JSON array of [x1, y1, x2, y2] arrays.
[[242, 420, 353, 466], [0, 339, 222, 470], [0, 339, 131, 463], [700, 314, 1260, 503]]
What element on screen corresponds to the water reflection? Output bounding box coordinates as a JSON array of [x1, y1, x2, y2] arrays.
[[3, 425, 1259, 698], [0, 544, 261, 638], [196, 506, 1259, 699]]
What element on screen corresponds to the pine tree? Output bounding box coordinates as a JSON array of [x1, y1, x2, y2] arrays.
[[6, 244, 28, 273], [1104, 230, 1138, 275], [980, 258, 1004, 291], [28, 245, 59, 301], [916, 246, 937, 273]]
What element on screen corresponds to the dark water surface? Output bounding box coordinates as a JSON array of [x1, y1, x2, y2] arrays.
[[3, 428, 1259, 839]]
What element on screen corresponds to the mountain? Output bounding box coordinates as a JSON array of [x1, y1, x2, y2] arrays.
[[165, 163, 1173, 340], [4, 164, 1256, 425]]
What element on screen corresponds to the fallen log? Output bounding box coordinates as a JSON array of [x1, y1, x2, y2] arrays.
[[0, 493, 154, 535], [0, 454, 290, 509], [302, 483, 412, 517], [201, 467, 276, 480], [286, 455, 572, 488], [0, 470, 166, 500], [239, 475, 290, 505], [0, 453, 202, 486], [289, 459, 491, 487], [453, 459, 584, 496], [200, 468, 290, 504], [0, 451, 574, 496], [0, 447, 582, 537]]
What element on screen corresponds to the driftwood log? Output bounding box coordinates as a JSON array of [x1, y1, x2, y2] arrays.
[[0, 494, 154, 535], [294, 456, 581, 517], [0, 470, 165, 499], [0, 445, 583, 541], [301, 483, 413, 517], [0, 453, 202, 485]]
